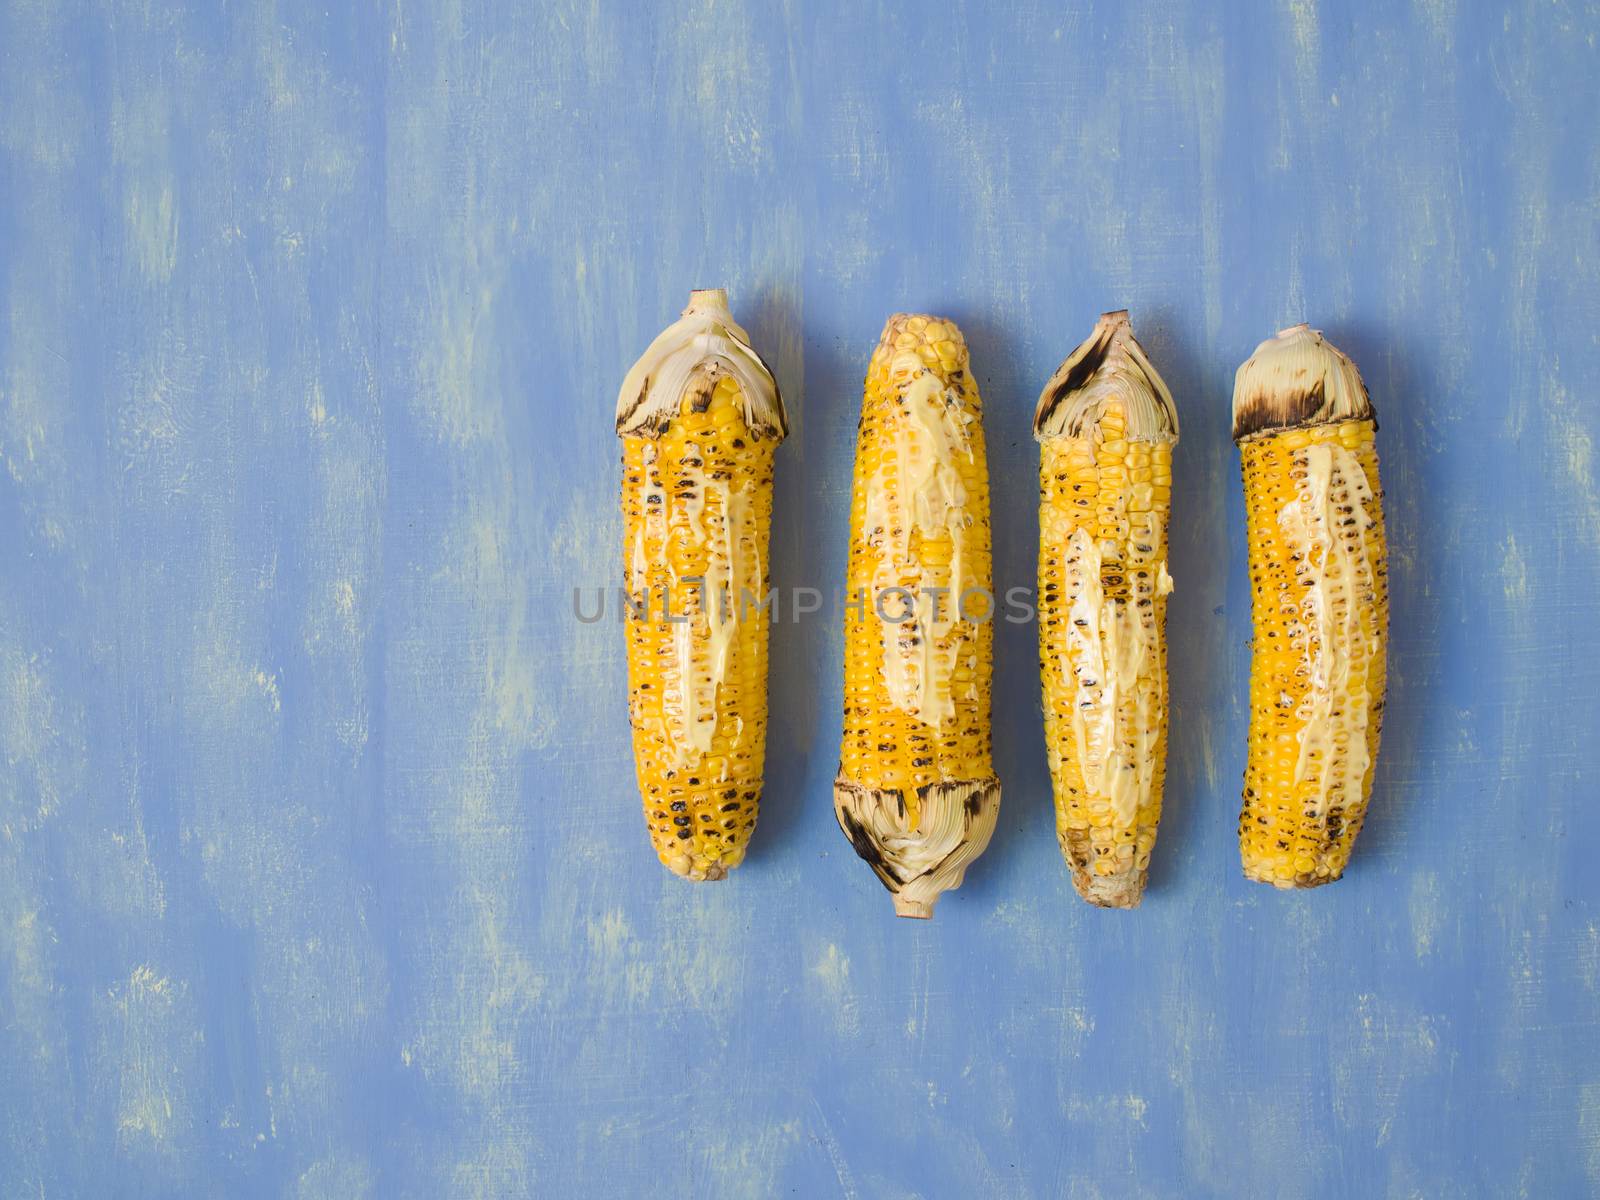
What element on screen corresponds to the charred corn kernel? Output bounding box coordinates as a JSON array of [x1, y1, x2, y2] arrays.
[[834, 313, 1000, 919], [1232, 324, 1388, 889], [617, 290, 788, 881], [1034, 311, 1179, 909]]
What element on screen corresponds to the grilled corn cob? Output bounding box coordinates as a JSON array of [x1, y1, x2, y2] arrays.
[[617, 289, 787, 880], [1232, 325, 1388, 888], [1034, 311, 1178, 908], [835, 314, 1000, 918]]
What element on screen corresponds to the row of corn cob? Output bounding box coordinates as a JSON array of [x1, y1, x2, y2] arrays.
[[617, 292, 1389, 914]]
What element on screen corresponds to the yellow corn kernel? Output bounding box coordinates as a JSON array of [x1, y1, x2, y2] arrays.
[[1034, 311, 1179, 909], [834, 313, 1000, 919], [1232, 325, 1388, 889], [617, 291, 787, 880]]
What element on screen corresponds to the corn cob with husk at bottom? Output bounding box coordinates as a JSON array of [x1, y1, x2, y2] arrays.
[[1035, 310, 1178, 908], [617, 289, 787, 880], [835, 314, 1000, 919], [1232, 324, 1388, 888]]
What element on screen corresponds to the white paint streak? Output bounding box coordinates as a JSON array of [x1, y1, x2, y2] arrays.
[[296, 1158, 377, 1200], [100, 965, 199, 1151], [1330, 993, 1442, 1150], [1409, 869, 1442, 959], [809, 941, 860, 1036], [668, 0, 773, 168], [0, 649, 65, 832]]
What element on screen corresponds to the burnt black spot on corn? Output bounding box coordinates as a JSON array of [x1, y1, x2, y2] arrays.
[[1034, 311, 1178, 910], [1232, 325, 1388, 889], [617, 290, 788, 881], [833, 314, 1001, 919]]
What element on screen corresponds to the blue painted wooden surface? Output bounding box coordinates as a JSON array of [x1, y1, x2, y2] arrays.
[[3, 2, 1598, 1196]]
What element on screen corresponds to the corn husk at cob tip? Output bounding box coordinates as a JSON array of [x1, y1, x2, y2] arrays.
[[835, 314, 1000, 919], [1034, 311, 1178, 908], [1232, 325, 1388, 888], [617, 289, 787, 880]]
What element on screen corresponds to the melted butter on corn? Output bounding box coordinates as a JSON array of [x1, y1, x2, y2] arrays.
[[1280, 440, 1379, 800], [859, 351, 976, 729], [835, 314, 1000, 918], [1233, 326, 1388, 889], [618, 290, 786, 880], [1035, 312, 1178, 908]]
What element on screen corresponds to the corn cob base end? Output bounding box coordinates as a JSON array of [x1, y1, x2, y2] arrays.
[[659, 852, 734, 882], [648, 803, 757, 883], [833, 777, 1000, 919], [1240, 847, 1353, 890], [1242, 868, 1342, 890], [1056, 829, 1152, 909]]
